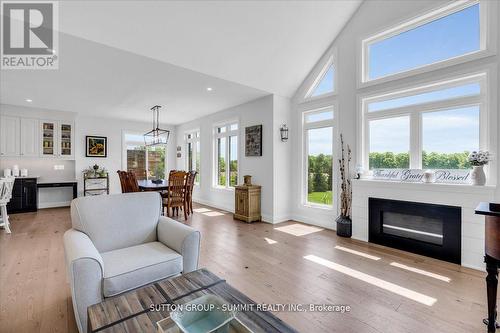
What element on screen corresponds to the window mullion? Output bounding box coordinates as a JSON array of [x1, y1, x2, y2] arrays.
[[226, 134, 230, 188], [410, 112, 422, 169]]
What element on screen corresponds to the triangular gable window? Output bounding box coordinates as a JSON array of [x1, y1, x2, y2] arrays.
[[307, 64, 334, 98]]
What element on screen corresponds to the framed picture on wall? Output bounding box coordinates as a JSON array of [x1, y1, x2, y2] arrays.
[[86, 136, 107, 157], [245, 125, 262, 156]]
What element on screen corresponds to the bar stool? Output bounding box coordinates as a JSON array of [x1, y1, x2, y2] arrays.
[[0, 177, 15, 234]]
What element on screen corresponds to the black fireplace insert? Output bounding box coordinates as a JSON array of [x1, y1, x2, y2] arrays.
[[369, 198, 461, 264]]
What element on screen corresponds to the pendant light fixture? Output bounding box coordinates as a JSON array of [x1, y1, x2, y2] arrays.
[[144, 105, 170, 146]]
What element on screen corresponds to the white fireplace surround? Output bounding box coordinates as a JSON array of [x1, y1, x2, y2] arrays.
[[352, 179, 496, 270]]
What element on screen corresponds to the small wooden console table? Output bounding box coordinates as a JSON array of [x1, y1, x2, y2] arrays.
[[476, 202, 500, 333]]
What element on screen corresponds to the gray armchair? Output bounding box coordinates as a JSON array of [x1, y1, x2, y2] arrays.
[[63, 192, 200, 333]]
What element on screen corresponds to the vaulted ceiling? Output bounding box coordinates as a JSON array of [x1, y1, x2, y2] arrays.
[[0, 0, 362, 124]]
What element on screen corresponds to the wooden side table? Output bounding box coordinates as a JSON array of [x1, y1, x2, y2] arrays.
[[475, 202, 500, 333], [234, 184, 261, 223]]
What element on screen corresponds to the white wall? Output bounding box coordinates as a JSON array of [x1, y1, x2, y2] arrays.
[[75, 116, 176, 196], [291, 0, 500, 230], [272, 95, 293, 222], [175, 95, 277, 221]]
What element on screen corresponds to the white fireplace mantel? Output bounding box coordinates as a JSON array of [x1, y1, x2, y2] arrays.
[[351, 179, 496, 270]]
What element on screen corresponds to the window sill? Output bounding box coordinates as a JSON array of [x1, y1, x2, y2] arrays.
[[302, 203, 334, 211], [212, 186, 235, 192]]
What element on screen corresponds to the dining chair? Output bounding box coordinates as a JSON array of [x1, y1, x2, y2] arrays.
[[163, 171, 188, 220], [117, 171, 140, 193], [117, 171, 128, 193], [186, 171, 198, 215], [126, 171, 140, 192], [0, 177, 15, 234]]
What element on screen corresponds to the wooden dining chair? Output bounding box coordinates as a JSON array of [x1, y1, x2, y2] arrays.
[[163, 171, 188, 220], [126, 171, 140, 192], [117, 171, 128, 193], [117, 170, 140, 193], [186, 171, 197, 215]]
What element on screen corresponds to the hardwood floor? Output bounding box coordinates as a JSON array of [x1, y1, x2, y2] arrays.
[[0, 204, 491, 333]]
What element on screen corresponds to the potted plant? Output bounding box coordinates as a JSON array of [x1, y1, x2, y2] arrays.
[[468, 150, 490, 186], [336, 134, 352, 237]]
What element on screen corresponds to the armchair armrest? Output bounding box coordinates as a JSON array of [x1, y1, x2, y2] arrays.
[[157, 216, 201, 273], [63, 229, 104, 333]]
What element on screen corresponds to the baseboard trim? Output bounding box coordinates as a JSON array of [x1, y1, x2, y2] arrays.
[[193, 198, 233, 213], [38, 201, 71, 209], [290, 213, 335, 231]]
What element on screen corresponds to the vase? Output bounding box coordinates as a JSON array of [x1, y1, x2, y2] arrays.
[[471, 165, 486, 186], [336, 215, 352, 238]]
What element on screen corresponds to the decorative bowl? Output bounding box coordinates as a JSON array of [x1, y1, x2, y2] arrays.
[[170, 294, 236, 333]]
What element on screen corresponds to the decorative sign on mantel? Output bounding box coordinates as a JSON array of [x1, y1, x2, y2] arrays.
[[372, 169, 471, 184], [433, 169, 470, 184]]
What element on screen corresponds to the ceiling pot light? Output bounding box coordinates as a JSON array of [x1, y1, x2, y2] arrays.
[[144, 105, 170, 146], [206, 87, 213, 91], [25, 99, 32, 102]]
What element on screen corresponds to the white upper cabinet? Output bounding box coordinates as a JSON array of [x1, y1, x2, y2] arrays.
[[20, 118, 39, 157], [40, 120, 75, 159], [0, 116, 21, 157], [0, 115, 74, 159], [59, 122, 74, 159], [40, 120, 58, 157]]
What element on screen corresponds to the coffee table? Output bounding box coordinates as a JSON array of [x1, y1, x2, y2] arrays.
[[87, 268, 298, 333]]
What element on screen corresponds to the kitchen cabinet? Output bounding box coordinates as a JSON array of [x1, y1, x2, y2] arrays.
[[40, 120, 57, 157], [7, 178, 38, 213], [59, 122, 74, 158], [40, 120, 74, 158], [0, 115, 20, 157], [20, 118, 39, 157]]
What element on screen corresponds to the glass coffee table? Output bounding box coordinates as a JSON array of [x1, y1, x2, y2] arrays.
[[87, 268, 298, 333]]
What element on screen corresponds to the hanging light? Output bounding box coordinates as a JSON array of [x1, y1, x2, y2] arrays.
[[144, 105, 170, 146]]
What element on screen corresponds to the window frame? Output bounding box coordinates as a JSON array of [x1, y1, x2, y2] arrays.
[[360, 0, 491, 87], [185, 129, 200, 185], [360, 72, 488, 171], [304, 56, 336, 101], [302, 106, 336, 210], [121, 130, 168, 180], [213, 121, 239, 190]]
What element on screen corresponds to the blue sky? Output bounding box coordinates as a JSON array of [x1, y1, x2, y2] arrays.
[[369, 4, 479, 79], [311, 66, 334, 97]]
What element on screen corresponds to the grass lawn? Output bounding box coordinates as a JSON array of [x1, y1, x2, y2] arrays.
[[308, 191, 333, 205]]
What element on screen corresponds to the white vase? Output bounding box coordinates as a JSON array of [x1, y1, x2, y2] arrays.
[[471, 165, 486, 186]]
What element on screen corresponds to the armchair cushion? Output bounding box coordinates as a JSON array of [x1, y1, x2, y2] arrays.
[[101, 241, 182, 297]]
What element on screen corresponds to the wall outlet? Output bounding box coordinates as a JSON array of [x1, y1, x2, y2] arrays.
[[54, 165, 65, 170]]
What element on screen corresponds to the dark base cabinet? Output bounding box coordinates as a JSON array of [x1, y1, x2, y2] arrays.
[[7, 178, 38, 213]]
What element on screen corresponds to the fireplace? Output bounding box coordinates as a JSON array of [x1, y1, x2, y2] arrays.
[[369, 198, 461, 264]]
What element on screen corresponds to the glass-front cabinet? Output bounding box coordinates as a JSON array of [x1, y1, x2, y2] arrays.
[[60, 123, 73, 157], [41, 121, 56, 156], [40, 120, 74, 158]]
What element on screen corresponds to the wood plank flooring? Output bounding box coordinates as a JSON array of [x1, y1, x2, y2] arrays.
[[0, 204, 492, 333]]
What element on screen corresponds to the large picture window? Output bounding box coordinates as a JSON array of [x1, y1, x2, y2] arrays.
[[362, 74, 485, 171], [214, 122, 238, 188], [124, 133, 167, 180], [303, 107, 334, 207], [363, 1, 483, 82], [186, 130, 200, 184]]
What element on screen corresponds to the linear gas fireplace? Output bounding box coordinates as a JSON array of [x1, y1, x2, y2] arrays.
[[369, 198, 461, 264]]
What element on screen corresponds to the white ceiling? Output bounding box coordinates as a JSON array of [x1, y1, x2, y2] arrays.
[[0, 0, 362, 124]]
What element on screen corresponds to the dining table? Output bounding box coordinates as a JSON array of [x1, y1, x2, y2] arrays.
[[137, 179, 169, 191]]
